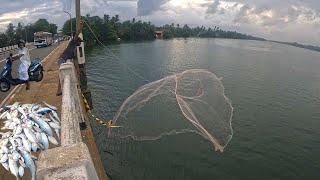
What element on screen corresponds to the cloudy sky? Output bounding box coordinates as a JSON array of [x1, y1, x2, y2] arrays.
[[1, 0, 320, 45]]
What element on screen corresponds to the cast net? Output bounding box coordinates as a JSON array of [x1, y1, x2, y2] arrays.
[[109, 69, 233, 152]]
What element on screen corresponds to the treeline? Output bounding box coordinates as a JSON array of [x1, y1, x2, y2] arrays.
[[0, 14, 265, 48], [161, 23, 265, 40], [271, 40, 320, 52], [62, 14, 265, 46], [0, 19, 57, 47], [62, 14, 156, 46]]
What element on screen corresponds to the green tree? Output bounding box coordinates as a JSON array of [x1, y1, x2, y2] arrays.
[[33, 19, 50, 32], [6, 23, 15, 45], [15, 23, 25, 42]]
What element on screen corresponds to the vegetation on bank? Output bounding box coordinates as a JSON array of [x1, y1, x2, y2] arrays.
[[270, 40, 320, 52], [6, 14, 320, 52], [0, 14, 264, 48], [61, 14, 265, 46], [0, 19, 57, 47], [160, 23, 265, 41], [62, 14, 156, 47]]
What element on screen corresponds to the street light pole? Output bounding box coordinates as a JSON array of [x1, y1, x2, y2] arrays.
[[63, 11, 72, 38]]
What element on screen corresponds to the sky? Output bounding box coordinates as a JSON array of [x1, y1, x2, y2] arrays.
[[0, 0, 320, 46]]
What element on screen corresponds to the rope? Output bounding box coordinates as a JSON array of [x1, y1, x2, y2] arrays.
[[83, 20, 150, 83], [82, 93, 121, 128], [82, 19, 153, 129]]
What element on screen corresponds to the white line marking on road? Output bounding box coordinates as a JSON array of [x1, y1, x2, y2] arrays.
[[0, 85, 20, 107]]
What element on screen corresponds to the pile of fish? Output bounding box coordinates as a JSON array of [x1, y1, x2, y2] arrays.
[[0, 102, 61, 180]]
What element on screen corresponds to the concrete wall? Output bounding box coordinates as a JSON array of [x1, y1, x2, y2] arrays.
[[36, 61, 99, 180]]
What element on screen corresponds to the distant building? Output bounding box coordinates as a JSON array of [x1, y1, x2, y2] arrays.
[[155, 31, 164, 39]]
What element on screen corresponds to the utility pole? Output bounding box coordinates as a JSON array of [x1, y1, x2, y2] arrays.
[[75, 0, 93, 110], [76, 0, 81, 35], [75, 0, 85, 66]]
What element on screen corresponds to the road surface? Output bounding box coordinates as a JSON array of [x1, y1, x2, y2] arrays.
[[0, 44, 58, 101]]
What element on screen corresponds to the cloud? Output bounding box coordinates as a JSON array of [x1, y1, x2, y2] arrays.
[[232, 3, 320, 27], [137, 0, 169, 16], [103, 0, 169, 16], [206, 0, 220, 14], [0, 0, 320, 45]]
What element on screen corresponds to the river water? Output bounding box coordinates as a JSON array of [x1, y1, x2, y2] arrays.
[[86, 38, 320, 180]]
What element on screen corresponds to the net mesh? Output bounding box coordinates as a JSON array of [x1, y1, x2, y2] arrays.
[[109, 69, 233, 152]]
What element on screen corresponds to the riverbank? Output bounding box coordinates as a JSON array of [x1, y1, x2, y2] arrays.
[[0, 41, 107, 180]]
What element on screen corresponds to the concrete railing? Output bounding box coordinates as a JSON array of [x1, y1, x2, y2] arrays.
[[36, 60, 99, 180], [0, 45, 18, 53], [59, 61, 82, 146]]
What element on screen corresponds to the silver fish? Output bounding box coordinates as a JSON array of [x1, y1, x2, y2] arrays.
[[6, 112, 12, 120], [33, 125, 42, 133], [20, 135, 31, 153], [15, 138, 22, 147], [20, 150, 35, 180], [48, 115, 60, 126], [35, 132, 42, 142], [29, 115, 53, 137], [17, 107, 27, 119], [54, 128, 60, 139], [15, 125, 23, 135], [18, 165, 24, 177], [0, 153, 8, 163], [49, 121, 60, 130], [36, 107, 52, 115], [8, 156, 19, 178], [19, 158, 26, 167], [50, 110, 60, 122], [1, 161, 9, 171], [31, 143, 38, 152], [48, 136, 59, 145], [0, 111, 8, 119], [11, 102, 20, 110], [40, 132, 49, 150], [23, 128, 37, 143], [12, 151, 21, 161], [2, 146, 9, 153]]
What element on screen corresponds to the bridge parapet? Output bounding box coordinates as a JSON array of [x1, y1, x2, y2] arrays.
[[36, 60, 99, 180]]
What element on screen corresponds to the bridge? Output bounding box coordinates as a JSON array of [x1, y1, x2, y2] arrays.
[[0, 0, 107, 179], [0, 41, 107, 180]]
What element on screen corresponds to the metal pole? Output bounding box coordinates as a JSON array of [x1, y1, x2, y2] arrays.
[[76, 0, 81, 34], [74, 0, 92, 108]]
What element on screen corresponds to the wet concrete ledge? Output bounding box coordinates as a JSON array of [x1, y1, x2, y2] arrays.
[[1, 41, 107, 180]]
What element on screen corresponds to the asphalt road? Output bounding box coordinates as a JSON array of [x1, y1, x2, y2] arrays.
[[0, 44, 58, 101]]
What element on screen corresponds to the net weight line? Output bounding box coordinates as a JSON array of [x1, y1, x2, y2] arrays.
[[82, 93, 122, 128]]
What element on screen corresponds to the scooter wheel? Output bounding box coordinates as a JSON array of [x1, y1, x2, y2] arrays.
[[0, 81, 10, 92], [35, 71, 44, 82]]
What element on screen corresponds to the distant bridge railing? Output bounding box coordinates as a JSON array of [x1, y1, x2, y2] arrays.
[[37, 60, 99, 180], [0, 45, 18, 60], [0, 45, 18, 53]]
